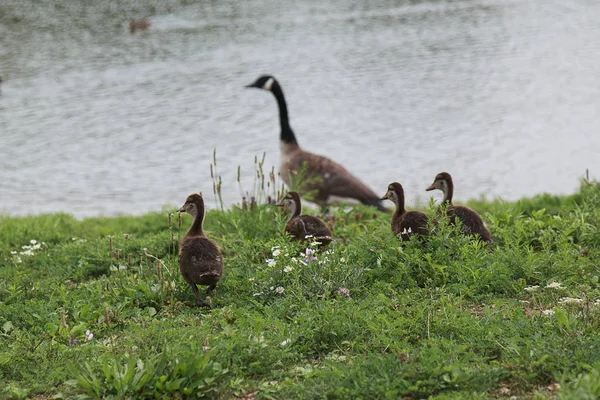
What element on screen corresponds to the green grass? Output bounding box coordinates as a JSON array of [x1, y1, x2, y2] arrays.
[[2, 181, 600, 399]]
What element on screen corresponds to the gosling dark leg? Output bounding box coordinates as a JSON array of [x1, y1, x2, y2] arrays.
[[190, 283, 209, 307], [206, 283, 217, 293]]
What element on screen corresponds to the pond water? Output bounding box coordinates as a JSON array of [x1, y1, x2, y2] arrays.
[[1, 0, 599, 217]]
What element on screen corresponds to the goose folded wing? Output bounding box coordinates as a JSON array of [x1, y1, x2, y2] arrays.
[[296, 152, 380, 202]]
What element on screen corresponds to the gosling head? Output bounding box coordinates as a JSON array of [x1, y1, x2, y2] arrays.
[[275, 191, 301, 216], [178, 193, 204, 218], [245, 75, 277, 91], [426, 172, 452, 194], [380, 182, 404, 206]]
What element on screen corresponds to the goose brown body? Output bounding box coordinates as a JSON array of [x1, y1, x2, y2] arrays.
[[178, 193, 223, 307], [426, 172, 491, 243], [277, 191, 333, 245], [381, 182, 429, 241], [246, 75, 386, 211]]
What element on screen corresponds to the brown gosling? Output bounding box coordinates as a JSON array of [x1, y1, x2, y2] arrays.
[[381, 182, 429, 241], [426, 172, 491, 243], [276, 191, 333, 246], [245, 75, 387, 211], [178, 193, 223, 307]]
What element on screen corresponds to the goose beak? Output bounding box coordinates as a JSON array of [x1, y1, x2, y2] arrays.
[[245, 82, 259, 89], [425, 183, 436, 191], [177, 205, 185, 212], [380, 193, 389, 201]]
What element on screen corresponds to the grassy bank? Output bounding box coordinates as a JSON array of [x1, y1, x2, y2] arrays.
[[2, 181, 600, 399]]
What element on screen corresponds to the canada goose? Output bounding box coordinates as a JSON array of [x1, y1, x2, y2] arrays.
[[381, 182, 429, 241], [426, 172, 491, 243], [129, 19, 151, 33], [178, 193, 223, 307], [276, 191, 333, 246], [245, 75, 386, 211]]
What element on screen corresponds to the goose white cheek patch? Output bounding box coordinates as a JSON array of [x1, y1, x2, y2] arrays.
[[263, 77, 274, 90]]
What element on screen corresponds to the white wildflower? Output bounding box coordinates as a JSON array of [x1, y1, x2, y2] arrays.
[[118, 264, 127, 270], [251, 335, 265, 343], [310, 241, 322, 246], [542, 309, 555, 316], [266, 259, 276, 267], [272, 249, 281, 257], [546, 282, 564, 289], [340, 257, 345, 263], [558, 297, 583, 305], [252, 292, 263, 297], [275, 286, 284, 294], [283, 266, 293, 273], [248, 277, 255, 281], [10, 251, 17, 255], [523, 285, 540, 292], [291, 257, 298, 263], [30, 240, 37, 245], [86, 330, 94, 340], [281, 339, 291, 346]]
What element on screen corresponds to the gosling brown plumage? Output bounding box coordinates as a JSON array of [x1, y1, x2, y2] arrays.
[[178, 193, 223, 307], [246, 75, 386, 211], [426, 172, 491, 243], [381, 182, 429, 241], [276, 191, 333, 245]]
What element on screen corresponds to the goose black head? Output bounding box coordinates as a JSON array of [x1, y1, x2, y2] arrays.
[[178, 193, 204, 218], [426, 172, 452, 192], [245, 75, 277, 91]]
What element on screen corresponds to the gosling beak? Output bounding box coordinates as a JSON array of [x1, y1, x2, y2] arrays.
[[177, 205, 185, 213], [274, 202, 285, 207], [425, 183, 436, 191], [380, 193, 389, 201]]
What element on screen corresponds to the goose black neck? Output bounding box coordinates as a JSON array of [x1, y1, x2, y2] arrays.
[[271, 82, 298, 145], [188, 203, 205, 236]]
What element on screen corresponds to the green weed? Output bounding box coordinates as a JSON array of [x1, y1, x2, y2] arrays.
[[1, 177, 600, 398]]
